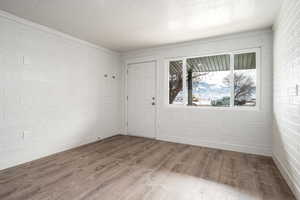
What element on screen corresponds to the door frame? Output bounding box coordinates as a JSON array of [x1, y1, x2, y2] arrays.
[[124, 57, 159, 139]]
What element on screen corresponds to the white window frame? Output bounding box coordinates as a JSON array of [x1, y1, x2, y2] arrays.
[[165, 47, 261, 111]]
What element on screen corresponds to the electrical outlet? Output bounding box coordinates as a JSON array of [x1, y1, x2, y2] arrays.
[[22, 131, 31, 140], [23, 56, 32, 65]]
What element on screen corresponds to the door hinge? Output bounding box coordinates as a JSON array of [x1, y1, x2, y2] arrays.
[[126, 122, 128, 127], [127, 96, 128, 100]]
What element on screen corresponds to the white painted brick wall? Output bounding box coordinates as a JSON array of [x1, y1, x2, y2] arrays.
[[122, 29, 273, 156], [0, 12, 122, 170], [273, 0, 300, 199]]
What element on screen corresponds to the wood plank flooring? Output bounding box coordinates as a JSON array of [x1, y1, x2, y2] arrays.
[[0, 135, 295, 200]]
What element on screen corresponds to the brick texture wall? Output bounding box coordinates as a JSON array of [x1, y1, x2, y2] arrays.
[[0, 12, 122, 170], [273, 0, 300, 199], [123, 29, 274, 156]]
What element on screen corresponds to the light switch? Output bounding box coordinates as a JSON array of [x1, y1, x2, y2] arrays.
[[287, 87, 296, 96], [22, 130, 31, 140], [23, 56, 32, 65], [287, 85, 300, 96]]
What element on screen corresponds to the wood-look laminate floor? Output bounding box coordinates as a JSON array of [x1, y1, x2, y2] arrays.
[[0, 135, 295, 200]]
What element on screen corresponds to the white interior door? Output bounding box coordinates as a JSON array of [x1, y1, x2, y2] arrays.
[[127, 61, 156, 138]]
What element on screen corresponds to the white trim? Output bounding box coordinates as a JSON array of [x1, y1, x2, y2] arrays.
[[165, 47, 261, 111], [155, 59, 160, 140], [124, 63, 129, 136], [273, 154, 300, 200], [0, 9, 118, 55], [124, 58, 159, 139], [157, 135, 272, 156]]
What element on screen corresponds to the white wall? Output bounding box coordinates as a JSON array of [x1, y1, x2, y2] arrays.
[[273, 0, 300, 199], [0, 11, 122, 170], [122, 29, 273, 156]]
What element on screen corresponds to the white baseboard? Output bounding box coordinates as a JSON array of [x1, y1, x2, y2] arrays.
[[273, 154, 300, 200], [157, 135, 272, 156]]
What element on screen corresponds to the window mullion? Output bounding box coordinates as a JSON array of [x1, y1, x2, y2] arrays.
[[182, 58, 187, 105], [230, 54, 234, 107]]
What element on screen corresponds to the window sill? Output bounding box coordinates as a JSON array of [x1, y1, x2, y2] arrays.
[[166, 104, 260, 111]]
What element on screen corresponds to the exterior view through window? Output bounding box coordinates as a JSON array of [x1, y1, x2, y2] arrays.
[[233, 53, 256, 106], [168, 49, 258, 108], [186, 54, 231, 106], [169, 60, 184, 104]]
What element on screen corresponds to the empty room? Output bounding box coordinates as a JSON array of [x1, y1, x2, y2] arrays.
[[0, 0, 299, 199]]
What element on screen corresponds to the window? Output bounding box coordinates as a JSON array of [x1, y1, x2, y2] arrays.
[[169, 60, 184, 104], [186, 55, 231, 106], [233, 53, 257, 107], [167, 49, 259, 108]]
